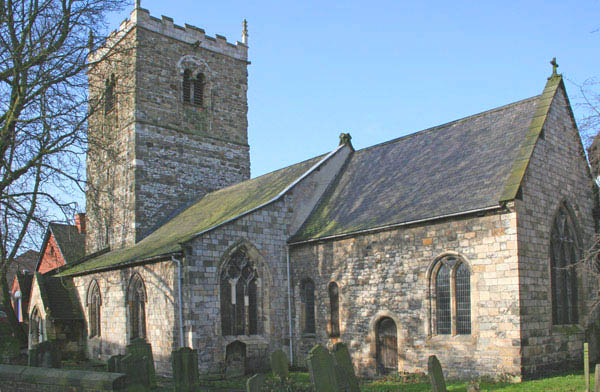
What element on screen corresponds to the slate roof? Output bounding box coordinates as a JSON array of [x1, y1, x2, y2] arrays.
[[292, 95, 541, 242], [36, 273, 83, 320], [57, 153, 328, 276], [6, 250, 39, 287], [49, 223, 86, 264], [16, 272, 33, 299]]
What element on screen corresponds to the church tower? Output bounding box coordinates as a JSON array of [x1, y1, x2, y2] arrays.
[[86, 6, 250, 253]]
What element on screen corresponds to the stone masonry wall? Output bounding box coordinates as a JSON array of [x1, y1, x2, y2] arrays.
[[290, 209, 522, 379], [516, 86, 597, 377], [73, 261, 178, 375]]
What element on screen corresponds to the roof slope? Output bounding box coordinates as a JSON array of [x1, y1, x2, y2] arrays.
[[50, 223, 86, 264], [58, 154, 326, 276], [6, 250, 39, 286], [36, 273, 83, 320], [292, 95, 540, 242]]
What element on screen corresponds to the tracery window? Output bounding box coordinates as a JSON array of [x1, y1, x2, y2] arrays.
[[551, 203, 580, 325], [328, 282, 340, 337], [104, 74, 115, 114], [182, 69, 204, 106], [433, 255, 471, 335], [220, 249, 259, 336], [87, 280, 102, 337], [30, 307, 44, 345], [301, 279, 316, 334], [127, 274, 147, 340]]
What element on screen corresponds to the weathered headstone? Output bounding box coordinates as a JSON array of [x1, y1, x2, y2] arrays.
[[28, 341, 61, 368], [246, 373, 265, 392], [332, 342, 360, 392], [307, 344, 340, 392], [427, 355, 447, 392], [126, 338, 156, 386], [594, 364, 600, 392], [585, 343, 590, 392], [225, 340, 246, 378], [270, 349, 289, 380], [107, 354, 124, 372], [172, 347, 199, 392]]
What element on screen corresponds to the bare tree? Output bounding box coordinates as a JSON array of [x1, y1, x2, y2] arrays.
[[0, 0, 126, 346]]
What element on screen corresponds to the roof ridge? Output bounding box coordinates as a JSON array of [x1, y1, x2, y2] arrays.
[[356, 95, 540, 154]]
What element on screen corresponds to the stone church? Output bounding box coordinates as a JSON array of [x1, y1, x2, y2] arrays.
[[29, 3, 599, 380]]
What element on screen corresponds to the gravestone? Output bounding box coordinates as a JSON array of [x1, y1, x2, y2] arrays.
[[114, 338, 156, 388], [270, 349, 289, 380], [225, 340, 246, 378], [107, 354, 124, 372], [172, 347, 199, 392], [427, 355, 447, 392], [28, 341, 61, 368], [246, 373, 265, 392], [307, 344, 340, 392], [595, 364, 600, 392], [332, 342, 360, 392]]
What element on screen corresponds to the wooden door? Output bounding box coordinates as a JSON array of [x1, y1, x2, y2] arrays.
[[376, 317, 397, 374]]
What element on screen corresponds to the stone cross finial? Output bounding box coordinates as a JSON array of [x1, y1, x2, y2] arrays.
[[135, 0, 141, 9], [242, 19, 248, 44], [550, 57, 559, 77], [339, 132, 352, 146]]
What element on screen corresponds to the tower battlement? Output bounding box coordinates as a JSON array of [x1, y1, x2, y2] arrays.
[[95, 7, 248, 62]]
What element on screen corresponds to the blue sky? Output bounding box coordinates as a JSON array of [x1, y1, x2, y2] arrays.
[[107, 0, 600, 178]]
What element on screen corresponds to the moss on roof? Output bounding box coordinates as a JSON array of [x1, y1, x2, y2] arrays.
[[58, 154, 325, 276]]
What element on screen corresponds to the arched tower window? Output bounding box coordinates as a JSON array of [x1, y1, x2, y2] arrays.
[[87, 280, 102, 337], [104, 74, 115, 114], [220, 249, 259, 336], [300, 279, 316, 334], [182, 69, 191, 103], [328, 282, 340, 337], [193, 73, 204, 106], [551, 203, 580, 325], [127, 274, 147, 340], [432, 255, 471, 335]]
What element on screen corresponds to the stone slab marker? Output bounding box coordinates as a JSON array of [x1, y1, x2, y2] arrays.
[[594, 364, 600, 392], [121, 338, 156, 388], [246, 373, 265, 392], [307, 344, 340, 392], [270, 349, 289, 380], [107, 354, 124, 372], [585, 343, 590, 392], [172, 347, 199, 392], [427, 355, 447, 392], [28, 341, 61, 368], [332, 342, 360, 392]]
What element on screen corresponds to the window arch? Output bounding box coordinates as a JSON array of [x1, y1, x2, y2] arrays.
[[551, 203, 580, 325], [432, 255, 471, 335], [104, 74, 115, 114], [300, 279, 316, 334], [127, 274, 147, 340], [30, 307, 44, 345], [328, 282, 340, 337], [87, 280, 102, 337], [220, 249, 259, 336]]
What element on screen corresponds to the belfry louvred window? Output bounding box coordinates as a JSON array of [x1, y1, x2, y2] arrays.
[[182, 70, 204, 106], [551, 203, 579, 325], [104, 74, 115, 114], [220, 249, 259, 336], [433, 255, 471, 335]]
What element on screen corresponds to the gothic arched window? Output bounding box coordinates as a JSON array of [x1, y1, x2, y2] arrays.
[[87, 280, 102, 337], [328, 282, 340, 337], [104, 74, 115, 114], [433, 255, 471, 335], [220, 249, 259, 336], [127, 274, 147, 340], [301, 279, 316, 334], [551, 203, 580, 325], [30, 307, 44, 345]]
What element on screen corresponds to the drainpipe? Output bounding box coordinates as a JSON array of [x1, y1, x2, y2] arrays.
[[171, 255, 185, 348], [286, 245, 294, 363]]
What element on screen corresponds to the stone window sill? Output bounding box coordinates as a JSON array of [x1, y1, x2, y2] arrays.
[[301, 333, 317, 339], [551, 324, 583, 336], [427, 333, 476, 345]]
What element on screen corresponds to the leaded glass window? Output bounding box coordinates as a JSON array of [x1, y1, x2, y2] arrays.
[[220, 249, 259, 336], [328, 282, 340, 337], [435, 263, 451, 334], [551, 204, 579, 325], [128, 274, 147, 340], [301, 279, 316, 334], [456, 263, 471, 334], [30, 307, 43, 345], [87, 280, 102, 337]]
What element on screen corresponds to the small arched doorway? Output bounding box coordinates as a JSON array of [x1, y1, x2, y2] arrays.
[[376, 317, 397, 374]]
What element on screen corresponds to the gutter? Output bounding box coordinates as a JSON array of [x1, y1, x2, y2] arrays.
[[289, 204, 503, 245], [286, 245, 293, 363], [171, 255, 185, 348], [191, 144, 347, 240], [58, 251, 182, 277]]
